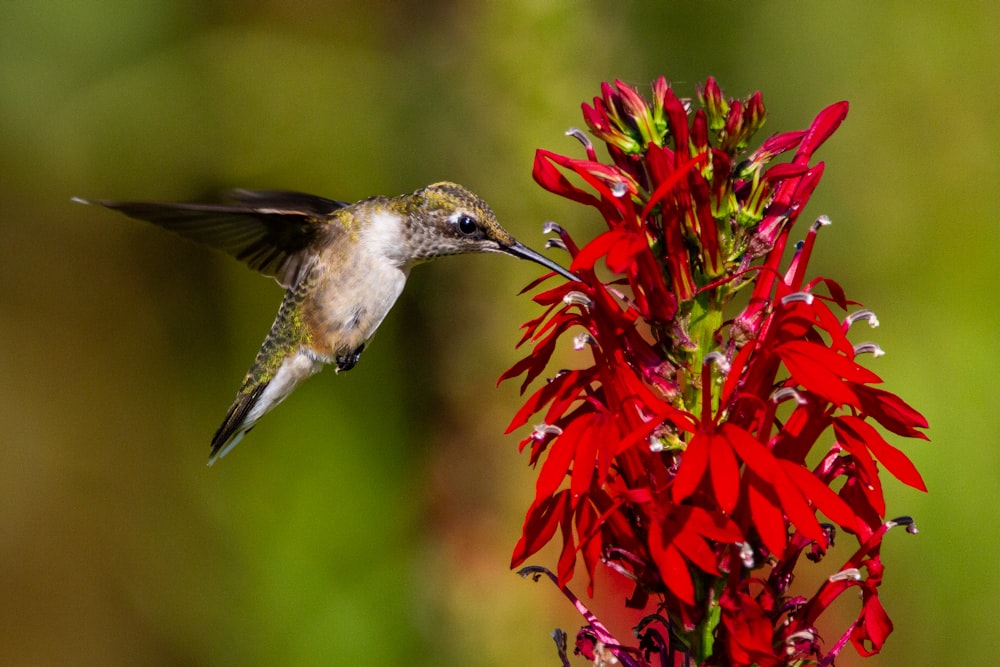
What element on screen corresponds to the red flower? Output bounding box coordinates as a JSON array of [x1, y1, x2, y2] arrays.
[[504, 78, 928, 666]]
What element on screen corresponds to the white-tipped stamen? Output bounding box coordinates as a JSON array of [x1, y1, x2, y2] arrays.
[[845, 309, 880, 329], [545, 238, 568, 251], [610, 181, 628, 197], [543, 220, 564, 236], [563, 291, 593, 309], [565, 127, 592, 150], [736, 541, 755, 568], [812, 214, 832, 230], [573, 332, 597, 350], [828, 568, 862, 583], [853, 342, 885, 358], [887, 516, 919, 534], [532, 423, 563, 441], [785, 630, 817, 653], [781, 292, 814, 306], [770, 386, 808, 405], [703, 351, 730, 374]]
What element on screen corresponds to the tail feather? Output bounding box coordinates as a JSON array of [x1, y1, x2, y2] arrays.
[[207, 348, 326, 465], [208, 383, 268, 465]]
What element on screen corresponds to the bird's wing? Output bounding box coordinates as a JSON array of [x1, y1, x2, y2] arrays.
[[81, 190, 350, 288]]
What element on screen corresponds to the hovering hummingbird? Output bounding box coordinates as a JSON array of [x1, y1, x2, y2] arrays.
[[76, 182, 578, 464]]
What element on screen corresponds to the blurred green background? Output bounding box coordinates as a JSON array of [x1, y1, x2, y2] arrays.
[[1, 2, 995, 665]]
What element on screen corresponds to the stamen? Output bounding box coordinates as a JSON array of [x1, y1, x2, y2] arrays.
[[545, 238, 568, 251], [785, 630, 817, 646], [781, 292, 814, 306], [785, 630, 817, 655], [610, 180, 628, 197], [736, 541, 755, 568], [853, 342, 885, 358], [888, 515, 919, 534], [771, 386, 808, 405], [828, 568, 862, 583], [812, 214, 832, 231], [845, 309, 880, 329], [703, 351, 730, 374], [565, 127, 592, 151], [543, 220, 565, 236], [573, 332, 597, 350], [563, 291, 593, 309], [532, 423, 563, 441]]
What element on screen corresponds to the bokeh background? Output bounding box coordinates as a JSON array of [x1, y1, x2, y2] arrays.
[[2, 2, 995, 665]]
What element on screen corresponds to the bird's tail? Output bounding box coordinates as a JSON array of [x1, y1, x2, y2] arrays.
[[207, 287, 326, 465], [208, 382, 268, 464], [207, 347, 325, 465]]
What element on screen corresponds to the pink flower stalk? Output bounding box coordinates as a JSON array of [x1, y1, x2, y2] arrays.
[[502, 77, 928, 666]]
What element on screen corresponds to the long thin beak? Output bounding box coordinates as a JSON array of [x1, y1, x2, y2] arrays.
[[503, 241, 580, 282]]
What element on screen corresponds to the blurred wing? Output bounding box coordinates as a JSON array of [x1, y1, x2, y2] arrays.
[[86, 190, 350, 288]]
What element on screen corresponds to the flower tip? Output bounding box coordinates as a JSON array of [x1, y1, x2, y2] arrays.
[[572, 332, 597, 350], [781, 292, 815, 306], [853, 342, 885, 358], [813, 214, 833, 230], [888, 516, 919, 534], [771, 386, 808, 406], [532, 423, 563, 441], [846, 309, 880, 329], [563, 290, 594, 309], [542, 220, 564, 235], [517, 565, 549, 581], [736, 541, 755, 568], [565, 126, 592, 148], [828, 567, 863, 583], [703, 351, 731, 374]]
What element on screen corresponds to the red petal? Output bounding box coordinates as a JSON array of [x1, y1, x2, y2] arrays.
[[710, 430, 741, 513], [853, 384, 930, 439], [571, 230, 622, 271], [604, 231, 648, 274], [833, 418, 887, 516], [504, 368, 586, 433], [851, 591, 893, 657], [556, 509, 577, 585], [647, 520, 696, 605], [687, 505, 744, 543], [672, 526, 721, 576], [534, 424, 578, 502], [671, 430, 711, 503], [569, 416, 600, 505], [795, 101, 849, 163], [838, 415, 927, 492], [511, 490, 569, 566], [777, 340, 871, 406], [747, 474, 788, 555], [780, 460, 861, 533], [532, 150, 604, 209]]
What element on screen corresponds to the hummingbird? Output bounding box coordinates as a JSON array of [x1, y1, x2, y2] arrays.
[[76, 182, 577, 464]]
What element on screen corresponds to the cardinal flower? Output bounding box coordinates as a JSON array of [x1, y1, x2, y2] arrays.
[[503, 77, 927, 666]]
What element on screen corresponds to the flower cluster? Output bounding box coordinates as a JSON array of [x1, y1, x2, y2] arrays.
[[502, 78, 927, 666]]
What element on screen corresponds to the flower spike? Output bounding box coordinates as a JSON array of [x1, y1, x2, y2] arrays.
[[503, 77, 927, 667]]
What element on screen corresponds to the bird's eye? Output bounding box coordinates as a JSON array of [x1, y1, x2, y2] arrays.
[[456, 214, 479, 236]]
